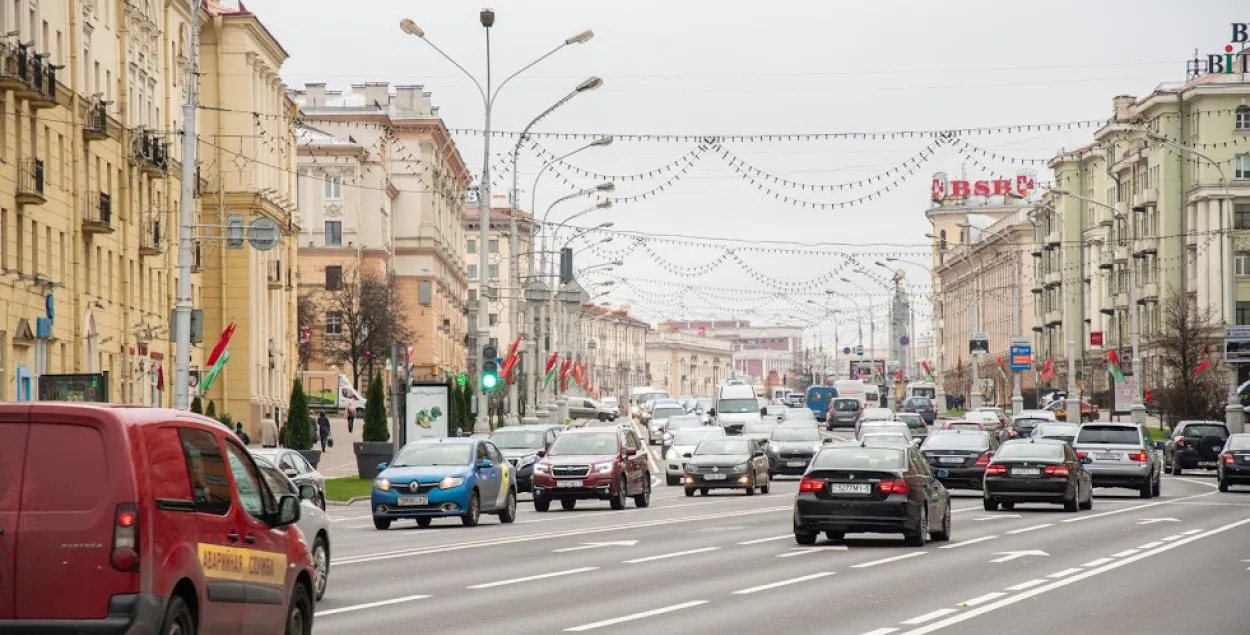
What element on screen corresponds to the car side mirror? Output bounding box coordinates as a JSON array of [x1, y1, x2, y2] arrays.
[[376, 462, 388, 472], [912, 438, 923, 446], [298, 484, 317, 501], [274, 494, 301, 527], [536, 449, 546, 458], [478, 459, 493, 469], [283, 468, 299, 478], [1154, 441, 1165, 450]]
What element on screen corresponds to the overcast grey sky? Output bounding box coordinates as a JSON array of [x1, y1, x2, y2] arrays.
[[246, 0, 1240, 344]]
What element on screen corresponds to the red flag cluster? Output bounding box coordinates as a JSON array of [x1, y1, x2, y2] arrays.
[[1040, 357, 1055, 382], [499, 337, 521, 384]]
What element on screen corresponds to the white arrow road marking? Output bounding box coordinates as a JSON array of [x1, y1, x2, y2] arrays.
[[1136, 517, 1180, 525], [776, 546, 848, 558], [974, 514, 1021, 521], [989, 550, 1049, 563], [552, 540, 639, 553]]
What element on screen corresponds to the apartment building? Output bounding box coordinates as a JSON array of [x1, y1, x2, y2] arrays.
[[579, 304, 649, 398], [645, 331, 732, 398], [464, 194, 533, 353], [289, 81, 472, 382], [655, 320, 802, 384]]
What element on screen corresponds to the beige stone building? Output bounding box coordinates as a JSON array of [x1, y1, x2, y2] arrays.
[[579, 304, 649, 399], [645, 331, 732, 398], [464, 196, 533, 353], [289, 82, 471, 383]]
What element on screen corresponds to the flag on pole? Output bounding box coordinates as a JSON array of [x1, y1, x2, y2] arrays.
[[1107, 349, 1125, 383], [200, 350, 231, 393], [500, 337, 522, 383], [558, 357, 572, 393], [1040, 357, 1055, 382], [920, 360, 935, 382], [995, 356, 1009, 381], [542, 352, 559, 388], [205, 322, 236, 368], [1192, 346, 1214, 381]]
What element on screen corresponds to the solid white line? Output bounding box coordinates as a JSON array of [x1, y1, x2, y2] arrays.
[[1137, 541, 1163, 549], [775, 546, 848, 557], [1111, 549, 1140, 557], [959, 592, 1006, 607], [1181, 528, 1203, 535], [895, 517, 1250, 635], [856, 629, 899, 635], [1081, 557, 1114, 567], [1005, 579, 1047, 591], [315, 594, 431, 617], [939, 535, 998, 549], [1158, 534, 1184, 542], [564, 601, 709, 631], [900, 608, 959, 625], [851, 552, 928, 568], [732, 571, 834, 594], [1006, 523, 1053, 535], [623, 547, 720, 564], [1046, 567, 1084, 578], [466, 567, 598, 589], [1060, 491, 1216, 523], [1175, 476, 1218, 488], [739, 534, 794, 545]]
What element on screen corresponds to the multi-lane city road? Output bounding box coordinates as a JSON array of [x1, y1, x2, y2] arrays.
[[311, 423, 1250, 634]]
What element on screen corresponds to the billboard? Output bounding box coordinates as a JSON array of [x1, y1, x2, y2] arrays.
[[405, 383, 450, 443], [38, 373, 109, 402]]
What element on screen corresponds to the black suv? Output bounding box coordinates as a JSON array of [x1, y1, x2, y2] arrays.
[[1164, 421, 1230, 475]]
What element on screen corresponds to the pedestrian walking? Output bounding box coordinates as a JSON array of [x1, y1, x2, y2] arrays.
[[259, 411, 279, 448], [317, 411, 332, 453], [346, 405, 356, 434]]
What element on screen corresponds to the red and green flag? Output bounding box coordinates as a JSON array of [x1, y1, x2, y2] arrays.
[[542, 352, 559, 388], [199, 350, 231, 393], [499, 337, 522, 384], [1040, 357, 1055, 382], [994, 356, 1010, 381], [1107, 349, 1125, 383], [558, 357, 572, 393], [920, 360, 935, 382], [1192, 346, 1214, 381], [198, 322, 236, 394]]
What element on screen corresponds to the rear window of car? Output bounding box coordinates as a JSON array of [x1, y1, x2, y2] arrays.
[[922, 432, 988, 450], [833, 399, 860, 411], [905, 398, 931, 408], [895, 414, 923, 426], [1181, 424, 1229, 438], [653, 408, 685, 419], [1012, 418, 1048, 431], [1036, 424, 1079, 438], [996, 442, 1065, 461], [1228, 435, 1250, 450], [813, 448, 906, 470], [772, 427, 821, 442], [1076, 425, 1141, 445]]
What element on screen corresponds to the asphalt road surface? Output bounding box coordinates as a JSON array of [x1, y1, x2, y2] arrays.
[[311, 426, 1249, 634]]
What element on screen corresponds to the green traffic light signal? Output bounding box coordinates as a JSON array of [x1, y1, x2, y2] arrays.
[[456, 372, 467, 386], [480, 360, 500, 391], [481, 372, 498, 390]]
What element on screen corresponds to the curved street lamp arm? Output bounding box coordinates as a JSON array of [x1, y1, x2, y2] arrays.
[[418, 37, 487, 105], [488, 42, 568, 108]]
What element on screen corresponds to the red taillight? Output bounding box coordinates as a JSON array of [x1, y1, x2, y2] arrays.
[[985, 464, 1007, 475], [1076, 450, 1089, 459], [1127, 451, 1148, 462], [111, 503, 140, 572], [877, 478, 910, 495], [798, 476, 825, 493], [1008, 430, 1018, 437], [1044, 465, 1070, 476], [1223, 454, 1235, 464], [973, 452, 993, 467], [1176, 436, 1185, 446]]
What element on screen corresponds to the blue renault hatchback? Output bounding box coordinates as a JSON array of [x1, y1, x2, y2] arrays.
[[371, 437, 518, 529]]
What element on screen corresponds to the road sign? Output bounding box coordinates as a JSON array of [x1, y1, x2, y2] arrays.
[[225, 215, 245, 249], [900, 335, 910, 346], [843, 347, 851, 355], [1009, 342, 1032, 371], [1225, 325, 1250, 364], [969, 332, 989, 355], [855, 345, 864, 356], [247, 217, 280, 251]]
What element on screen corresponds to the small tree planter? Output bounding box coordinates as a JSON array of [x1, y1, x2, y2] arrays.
[[353, 442, 393, 480], [298, 449, 323, 470]]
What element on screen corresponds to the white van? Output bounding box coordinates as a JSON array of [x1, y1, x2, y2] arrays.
[[835, 379, 882, 408], [906, 382, 937, 400], [712, 384, 760, 435]]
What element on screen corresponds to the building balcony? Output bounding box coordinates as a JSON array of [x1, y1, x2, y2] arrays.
[[1113, 244, 1129, 262], [1133, 235, 1158, 255], [1141, 282, 1159, 302], [83, 101, 109, 142], [140, 212, 163, 257], [1098, 250, 1113, 270], [1114, 292, 1129, 310], [22, 55, 57, 109], [1045, 310, 1063, 326], [1133, 188, 1158, 209], [16, 158, 46, 206], [1045, 231, 1062, 249], [132, 129, 169, 175], [1032, 314, 1044, 332], [1045, 270, 1063, 287], [1031, 243, 1043, 257], [82, 192, 115, 234]]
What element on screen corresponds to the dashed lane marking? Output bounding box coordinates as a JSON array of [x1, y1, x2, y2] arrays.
[[1111, 549, 1140, 557], [939, 535, 998, 549], [466, 567, 598, 589], [731, 571, 834, 595], [1080, 557, 1114, 567], [315, 594, 431, 618], [900, 609, 958, 625], [623, 547, 721, 564], [1004, 579, 1047, 591], [851, 552, 927, 568], [564, 601, 709, 632], [1046, 567, 1084, 578], [958, 592, 1006, 607], [1005, 523, 1052, 535]]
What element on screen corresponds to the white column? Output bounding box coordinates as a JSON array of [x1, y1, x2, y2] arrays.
[[1089, 243, 1102, 333], [1208, 198, 1225, 317], [1196, 200, 1210, 310]]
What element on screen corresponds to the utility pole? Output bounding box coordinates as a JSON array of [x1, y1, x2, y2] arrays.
[[172, 0, 202, 411], [473, 10, 495, 435]]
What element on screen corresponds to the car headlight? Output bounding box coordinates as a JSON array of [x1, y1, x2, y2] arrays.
[[594, 462, 614, 473], [685, 463, 698, 473], [518, 454, 537, 467], [374, 478, 391, 492], [534, 462, 550, 473], [732, 463, 749, 473], [665, 448, 679, 460], [438, 476, 465, 490]]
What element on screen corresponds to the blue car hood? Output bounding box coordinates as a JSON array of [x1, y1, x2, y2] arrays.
[[381, 465, 471, 484]]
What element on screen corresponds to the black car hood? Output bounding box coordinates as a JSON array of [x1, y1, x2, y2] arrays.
[[688, 454, 750, 468]]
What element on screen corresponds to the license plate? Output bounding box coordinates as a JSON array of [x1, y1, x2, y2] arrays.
[[704, 473, 727, 481], [1198, 461, 1216, 468], [396, 496, 427, 506], [556, 480, 584, 488], [828, 483, 871, 494], [1094, 453, 1120, 460], [787, 460, 807, 467], [1011, 468, 1041, 476], [939, 456, 964, 464]]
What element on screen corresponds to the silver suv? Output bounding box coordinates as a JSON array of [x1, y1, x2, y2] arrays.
[[1072, 423, 1161, 498]]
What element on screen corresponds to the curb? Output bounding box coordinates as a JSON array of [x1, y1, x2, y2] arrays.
[[327, 496, 368, 507]]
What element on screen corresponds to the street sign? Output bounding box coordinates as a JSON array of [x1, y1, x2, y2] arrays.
[[225, 214, 245, 249], [1225, 325, 1250, 364], [900, 335, 910, 346], [969, 332, 989, 356], [843, 347, 851, 355], [247, 217, 280, 251], [1009, 341, 1032, 371], [855, 345, 864, 356]]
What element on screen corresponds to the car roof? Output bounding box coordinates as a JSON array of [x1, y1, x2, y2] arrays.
[[410, 437, 476, 445], [561, 426, 622, 435], [494, 424, 561, 431], [1078, 422, 1138, 428], [0, 402, 226, 430]]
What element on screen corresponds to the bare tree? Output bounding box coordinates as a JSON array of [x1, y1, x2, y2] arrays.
[[1150, 288, 1227, 426], [297, 292, 318, 368], [317, 266, 413, 390]]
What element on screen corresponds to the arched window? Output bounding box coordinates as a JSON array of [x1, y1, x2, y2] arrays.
[[939, 229, 947, 250], [1237, 105, 1250, 131]]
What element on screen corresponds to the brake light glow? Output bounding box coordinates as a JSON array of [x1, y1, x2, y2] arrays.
[[798, 476, 825, 493], [1008, 430, 1018, 437], [1076, 450, 1089, 459], [1223, 454, 1234, 464], [1044, 465, 1070, 476], [111, 503, 140, 572], [1126, 451, 1148, 462], [973, 452, 993, 467], [877, 478, 910, 495], [985, 464, 1007, 475], [1176, 436, 1185, 447]]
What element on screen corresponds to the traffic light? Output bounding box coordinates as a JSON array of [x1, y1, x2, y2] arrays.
[[481, 345, 499, 391], [456, 372, 467, 387]]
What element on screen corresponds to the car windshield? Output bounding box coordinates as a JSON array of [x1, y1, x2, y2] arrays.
[[743, 422, 778, 434], [965, 412, 996, 421], [653, 407, 686, 419], [905, 398, 932, 408], [947, 423, 982, 431], [673, 429, 724, 445], [1076, 425, 1141, 445], [1228, 435, 1250, 450], [489, 430, 546, 449], [895, 414, 923, 426], [833, 399, 860, 411], [1011, 418, 1048, 431], [772, 426, 821, 442], [666, 416, 703, 430], [860, 425, 910, 438], [391, 444, 473, 467], [861, 434, 910, 447], [813, 448, 906, 470], [910, 387, 937, 398], [782, 409, 816, 420], [1036, 424, 1080, 439], [549, 433, 619, 455], [996, 442, 1066, 461], [695, 439, 751, 456], [717, 399, 758, 414], [1181, 424, 1229, 438], [922, 433, 988, 450]]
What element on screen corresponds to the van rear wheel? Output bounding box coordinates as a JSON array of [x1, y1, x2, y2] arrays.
[[159, 595, 195, 635]]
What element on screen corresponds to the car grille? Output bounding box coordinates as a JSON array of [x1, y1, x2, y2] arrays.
[[780, 451, 813, 458], [394, 482, 438, 494], [552, 465, 591, 477]]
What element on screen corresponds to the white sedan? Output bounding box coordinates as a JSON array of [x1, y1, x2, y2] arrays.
[[255, 456, 332, 601]]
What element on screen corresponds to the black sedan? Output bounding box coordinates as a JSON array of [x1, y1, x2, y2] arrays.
[[919, 429, 999, 490], [767, 424, 829, 477], [983, 438, 1093, 512], [489, 424, 564, 492], [683, 438, 771, 496], [794, 443, 951, 546], [1217, 433, 1250, 491], [1165, 421, 1230, 475]]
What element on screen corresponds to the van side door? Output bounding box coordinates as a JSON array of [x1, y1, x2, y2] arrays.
[[0, 417, 28, 620], [177, 427, 245, 634], [222, 438, 291, 635]]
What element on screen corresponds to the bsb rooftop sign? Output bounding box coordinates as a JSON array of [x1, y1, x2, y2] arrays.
[[931, 171, 1035, 202], [1187, 23, 1250, 78]]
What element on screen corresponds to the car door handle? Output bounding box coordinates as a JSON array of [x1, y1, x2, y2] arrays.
[[243, 535, 256, 545], [226, 532, 240, 542]]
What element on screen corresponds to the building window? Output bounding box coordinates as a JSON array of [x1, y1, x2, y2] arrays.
[[1237, 253, 1250, 277], [325, 311, 343, 336], [489, 313, 499, 327], [324, 221, 342, 246], [1236, 154, 1250, 180], [324, 175, 342, 200], [467, 264, 478, 280], [467, 239, 477, 254], [467, 288, 478, 301], [1236, 204, 1250, 230], [938, 230, 947, 250], [325, 265, 342, 290], [1238, 302, 1250, 326], [468, 314, 478, 333], [1237, 105, 1250, 131], [488, 239, 499, 253], [488, 264, 499, 280]]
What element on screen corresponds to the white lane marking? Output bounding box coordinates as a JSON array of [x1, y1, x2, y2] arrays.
[[1181, 528, 1203, 535], [1111, 549, 1140, 557], [466, 567, 598, 589], [552, 541, 638, 553], [738, 534, 793, 545], [315, 594, 431, 617], [732, 571, 835, 594], [973, 515, 1021, 521], [1175, 477, 1218, 488], [777, 546, 847, 558], [900, 609, 958, 625], [1005, 523, 1053, 535], [988, 550, 1048, 563], [939, 535, 998, 549], [1137, 541, 1164, 549], [1136, 517, 1180, 524], [1060, 491, 1216, 523], [1159, 534, 1185, 542], [1005, 579, 1047, 591], [1046, 567, 1084, 578], [856, 629, 899, 635], [851, 552, 928, 568], [895, 517, 1250, 635], [623, 547, 721, 564], [1081, 557, 1114, 567], [564, 601, 709, 632], [959, 592, 1006, 607]]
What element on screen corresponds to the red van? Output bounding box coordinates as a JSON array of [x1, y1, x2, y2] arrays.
[[0, 403, 316, 635]]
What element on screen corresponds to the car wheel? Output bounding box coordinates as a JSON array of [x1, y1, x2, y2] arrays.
[[666, 474, 681, 486], [158, 594, 195, 635], [1063, 493, 1079, 512], [700, 488, 710, 496], [1151, 475, 1161, 498], [931, 504, 952, 542], [904, 506, 928, 546], [610, 477, 628, 510], [745, 474, 757, 496], [1079, 490, 1093, 510], [685, 487, 695, 497], [1138, 479, 1152, 499], [534, 496, 551, 512], [372, 517, 391, 530], [761, 475, 771, 494], [634, 477, 652, 508], [1218, 478, 1229, 492], [416, 517, 432, 528], [499, 489, 517, 523], [462, 491, 481, 526], [285, 581, 314, 635], [312, 534, 330, 601], [598, 413, 608, 422], [1171, 461, 1183, 476], [794, 531, 818, 545], [562, 498, 578, 511], [983, 498, 999, 511], [1001, 502, 1015, 511]]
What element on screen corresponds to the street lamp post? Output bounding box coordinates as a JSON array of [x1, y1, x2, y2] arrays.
[[888, 257, 939, 405], [399, 13, 594, 435]]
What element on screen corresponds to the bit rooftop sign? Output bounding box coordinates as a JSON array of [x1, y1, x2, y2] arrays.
[[931, 171, 1035, 202], [1187, 23, 1250, 78]]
